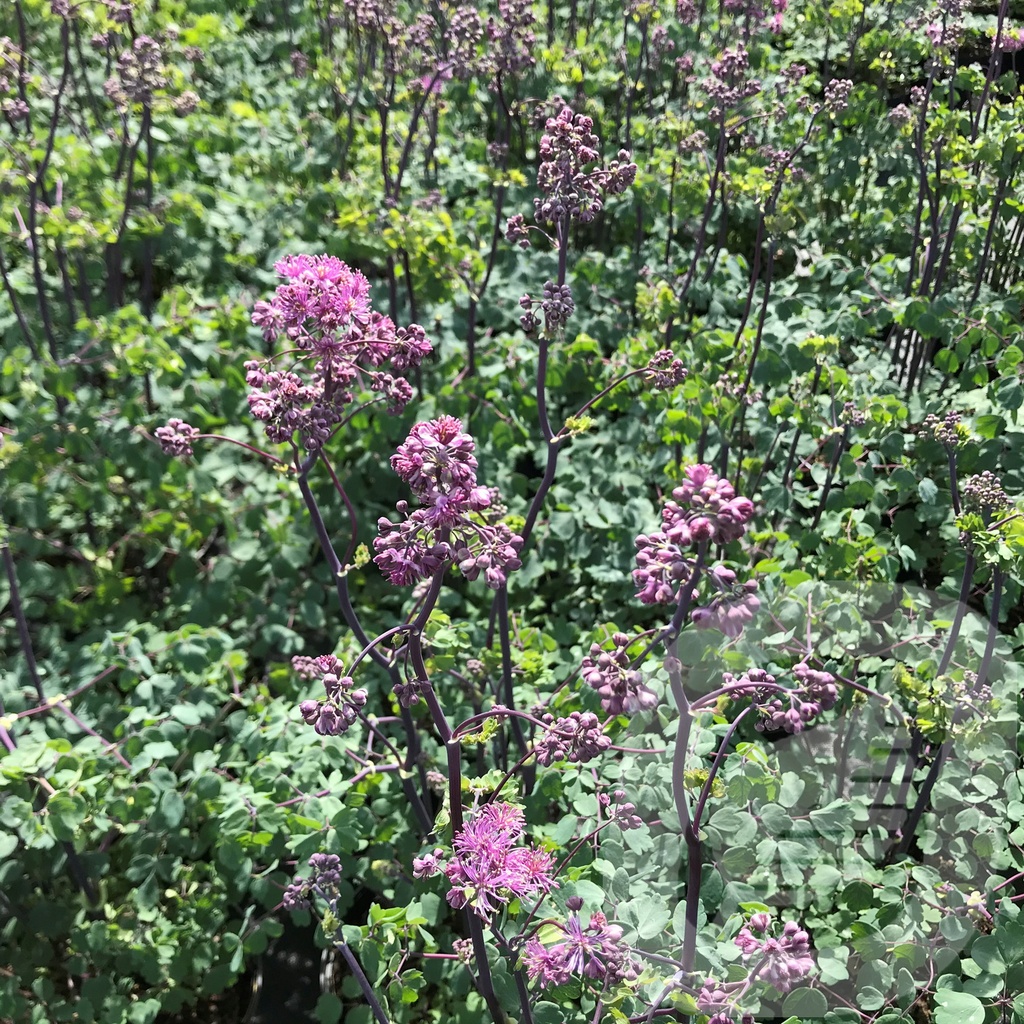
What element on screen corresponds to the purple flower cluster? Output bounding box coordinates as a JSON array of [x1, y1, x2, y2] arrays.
[[703, 45, 762, 115], [724, 663, 837, 733], [281, 853, 344, 911], [696, 979, 757, 1024], [522, 898, 638, 988], [599, 789, 644, 830], [961, 471, 1011, 518], [823, 77, 854, 114], [413, 802, 557, 920], [634, 465, 755, 606], [692, 565, 760, 639], [734, 914, 815, 993], [667, 464, 756, 543], [105, 36, 166, 109], [532, 107, 637, 226], [921, 409, 965, 448], [155, 418, 200, 457], [581, 633, 657, 716], [644, 349, 688, 389], [487, 0, 536, 77], [294, 654, 368, 736], [534, 711, 611, 765], [245, 255, 431, 450], [374, 417, 524, 588]]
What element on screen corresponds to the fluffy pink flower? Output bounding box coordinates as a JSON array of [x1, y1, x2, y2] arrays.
[[430, 802, 557, 920]]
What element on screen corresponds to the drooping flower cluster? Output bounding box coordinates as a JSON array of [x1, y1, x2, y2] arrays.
[[413, 802, 556, 920], [155, 418, 200, 457], [293, 654, 368, 736], [633, 465, 755, 607], [734, 914, 815, 993], [599, 789, 644, 830], [534, 711, 611, 765], [692, 564, 760, 638], [244, 255, 431, 450], [581, 633, 657, 716], [697, 979, 758, 1024], [697, 978, 740, 1020], [724, 664, 837, 733], [521, 897, 639, 989], [374, 417, 524, 589], [281, 853, 344, 911]]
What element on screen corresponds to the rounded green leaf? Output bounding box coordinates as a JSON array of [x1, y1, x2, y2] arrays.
[[933, 990, 985, 1024]]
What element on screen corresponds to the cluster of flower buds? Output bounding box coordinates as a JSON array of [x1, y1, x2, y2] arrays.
[[242, 255, 431, 451], [644, 349, 688, 389], [666, 464, 756, 544], [392, 677, 425, 708], [734, 913, 815, 993], [522, 896, 639, 988], [374, 417, 524, 589], [599, 789, 643, 830], [413, 802, 556, 920], [692, 565, 760, 639], [996, 27, 1024, 52], [534, 711, 611, 765], [923, 0, 967, 53], [839, 401, 867, 427], [724, 663, 837, 733], [516, 282, 577, 333], [961, 471, 1011, 519], [889, 103, 914, 127], [697, 978, 745, 1022], [714, 368, 763, 405], [581, 633, 657, 716], [507, 106, 636, 230], [155, 418, 200, 457], [541, 280, 574, 328], [703, 45, 762, 115], [104, 36, 167, 110], [487, 0, 536, 77], [921, 409, 968, 448], [293, 654, 368, 736], [281, 852, 344, 910], [823, 77, 854, 114], [954, 669, 994, 705]]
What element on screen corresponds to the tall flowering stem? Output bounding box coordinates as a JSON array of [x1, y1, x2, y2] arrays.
[[623, 463, 758, 977], [492, 108, 637, 769]]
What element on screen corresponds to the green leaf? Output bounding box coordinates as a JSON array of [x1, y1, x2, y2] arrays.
[[996, 920, 1024, 965], [314, 993, 343, 1024], [782, 986, 829, 1018], [970, 935, 1006, 975], [932, 990, 985, 1024]]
